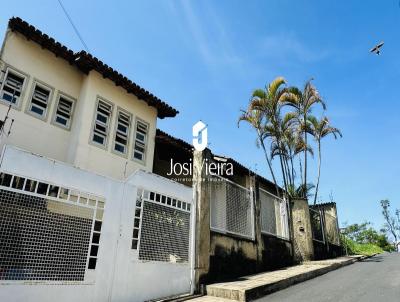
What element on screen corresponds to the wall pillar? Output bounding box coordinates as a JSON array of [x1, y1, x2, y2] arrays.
[[290, 198, 314, 262], [192, 149, 212, 292]]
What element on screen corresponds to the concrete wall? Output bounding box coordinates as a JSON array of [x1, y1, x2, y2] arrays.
[[190, 151, 293, 284], [0, 30, 158, 180], [311, 203, 343, 260], [291, 198, 314, 262], [0, 145, 193, 302]]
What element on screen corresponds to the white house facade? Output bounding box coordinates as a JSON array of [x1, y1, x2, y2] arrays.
[[0, 17, 178, 180], [0, 18, 194, 302]]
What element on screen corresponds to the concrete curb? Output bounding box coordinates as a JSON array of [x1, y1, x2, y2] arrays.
[[207, 255, 371, 302]]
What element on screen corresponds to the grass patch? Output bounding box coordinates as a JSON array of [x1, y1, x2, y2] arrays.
[[342, 237, 383, 256]]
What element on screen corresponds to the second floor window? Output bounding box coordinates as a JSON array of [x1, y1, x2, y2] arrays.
[[92, 99, 113, 147], [53, 95, 75, 129], [0, 68, 25, 106], [28, 82, 52, 118], [133, 120, 148, 162], [113, 109, 131, 155]]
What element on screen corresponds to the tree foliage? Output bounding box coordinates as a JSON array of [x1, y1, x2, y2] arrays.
[[238, 76, 342, 201], [342, 221, 395, 252], [380, 199, 400, 249]]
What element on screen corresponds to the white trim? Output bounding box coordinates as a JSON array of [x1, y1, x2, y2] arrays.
[[132, 117, 149, 165], [89, 96, 114, 150], [25, 79, 54, 121], [111, 107, 132, 158], [51, 91, 76, 130], [0, 64, 29, 110]]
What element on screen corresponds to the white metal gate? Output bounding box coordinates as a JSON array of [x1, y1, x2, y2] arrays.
[[0, 172, 105, 283], [110, 171, 194, 302], [0, 146, 194, 302]]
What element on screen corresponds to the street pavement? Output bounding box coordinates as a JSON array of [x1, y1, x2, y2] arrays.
[[255, 252, 400, 302]]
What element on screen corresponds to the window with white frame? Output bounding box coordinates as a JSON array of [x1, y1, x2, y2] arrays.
[[28, 82, 52, 118], [113, 109, 131, 155], [53, 94, 75, 129], [0, 68, 25, 106], [92, 99, 113, 146], [133, 120, 148, 162]]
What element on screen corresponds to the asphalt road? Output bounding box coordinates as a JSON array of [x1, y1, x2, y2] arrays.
[[256, 253, 400, 302]]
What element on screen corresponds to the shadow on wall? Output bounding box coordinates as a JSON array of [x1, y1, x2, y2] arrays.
[[208, 245, 258, 283], [313, 240, 345, 260], [261, 234, 293, 270], [206, 234, 294, 283]]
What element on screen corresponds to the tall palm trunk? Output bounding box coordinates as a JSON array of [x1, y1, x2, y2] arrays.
[[279, 153, 288, 195], [303, 112, 307, 198], [299, 156, 303, 186], [259, 134, 280, 196], [290, 153, 295, 187], [276, 133, 289, 195], [283, 154, 291, 188], [313, 140, 321, 205]]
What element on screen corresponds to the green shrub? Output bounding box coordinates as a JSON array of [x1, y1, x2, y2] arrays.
[[341, 236, 384, 256]]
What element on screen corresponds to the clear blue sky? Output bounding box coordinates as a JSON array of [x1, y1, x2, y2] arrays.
[[1, 1, 399, 230]]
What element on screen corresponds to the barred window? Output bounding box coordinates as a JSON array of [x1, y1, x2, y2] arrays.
[[113, 109, 131, 155], [132, 188, 191, 263], [92, 99, 113, 146], [53, 95, 75, 129], [133, 120, 148, 162], [0, 68, 25, 106], [28, 82, 52, 118]]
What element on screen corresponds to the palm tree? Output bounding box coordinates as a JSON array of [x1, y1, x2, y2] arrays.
[[283, 79, 326, 198], [307, 116, 342, 204], [238, 105, 280, 196], [250, 77, 292, 195]]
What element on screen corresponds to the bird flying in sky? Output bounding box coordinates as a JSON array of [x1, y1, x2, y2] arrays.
[[370, 41, 384, 55]]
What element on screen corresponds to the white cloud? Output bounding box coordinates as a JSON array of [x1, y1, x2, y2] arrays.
[[169, 0, 242, 67]]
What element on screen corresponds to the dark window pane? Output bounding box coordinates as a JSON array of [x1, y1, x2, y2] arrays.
[[92, 233, 100, 244], [88, 257, 97, 270], [90, 245, 99, 257], [94, 221, 102, 232]]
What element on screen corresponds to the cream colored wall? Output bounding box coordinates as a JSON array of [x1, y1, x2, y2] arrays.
[[0, 30, 158, 180], [0, 30, 82, 162], [69, 71, 157, 179]]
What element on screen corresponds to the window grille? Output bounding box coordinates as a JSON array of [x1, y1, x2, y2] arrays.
[[0, 68, 25, 105], [54, 95, 74, 129], [132, 188, 191, 263], [28, 82, 51, 117], [310, 208, 324, 242], [209, 177, 254, 240], [133, 120, 148, 162], [0, 172, 105, 281], [92, 99, 113, 146], [113, 109, 131, 155], [259, 188, 289, 240]]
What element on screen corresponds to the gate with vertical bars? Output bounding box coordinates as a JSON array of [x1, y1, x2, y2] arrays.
[[208, 175, 254, 240]]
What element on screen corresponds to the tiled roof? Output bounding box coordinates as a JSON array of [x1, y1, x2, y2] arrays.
[[7, 17, 178, 119]]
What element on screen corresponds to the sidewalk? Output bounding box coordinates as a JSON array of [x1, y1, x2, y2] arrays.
[[192, 255, 366, 302]]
